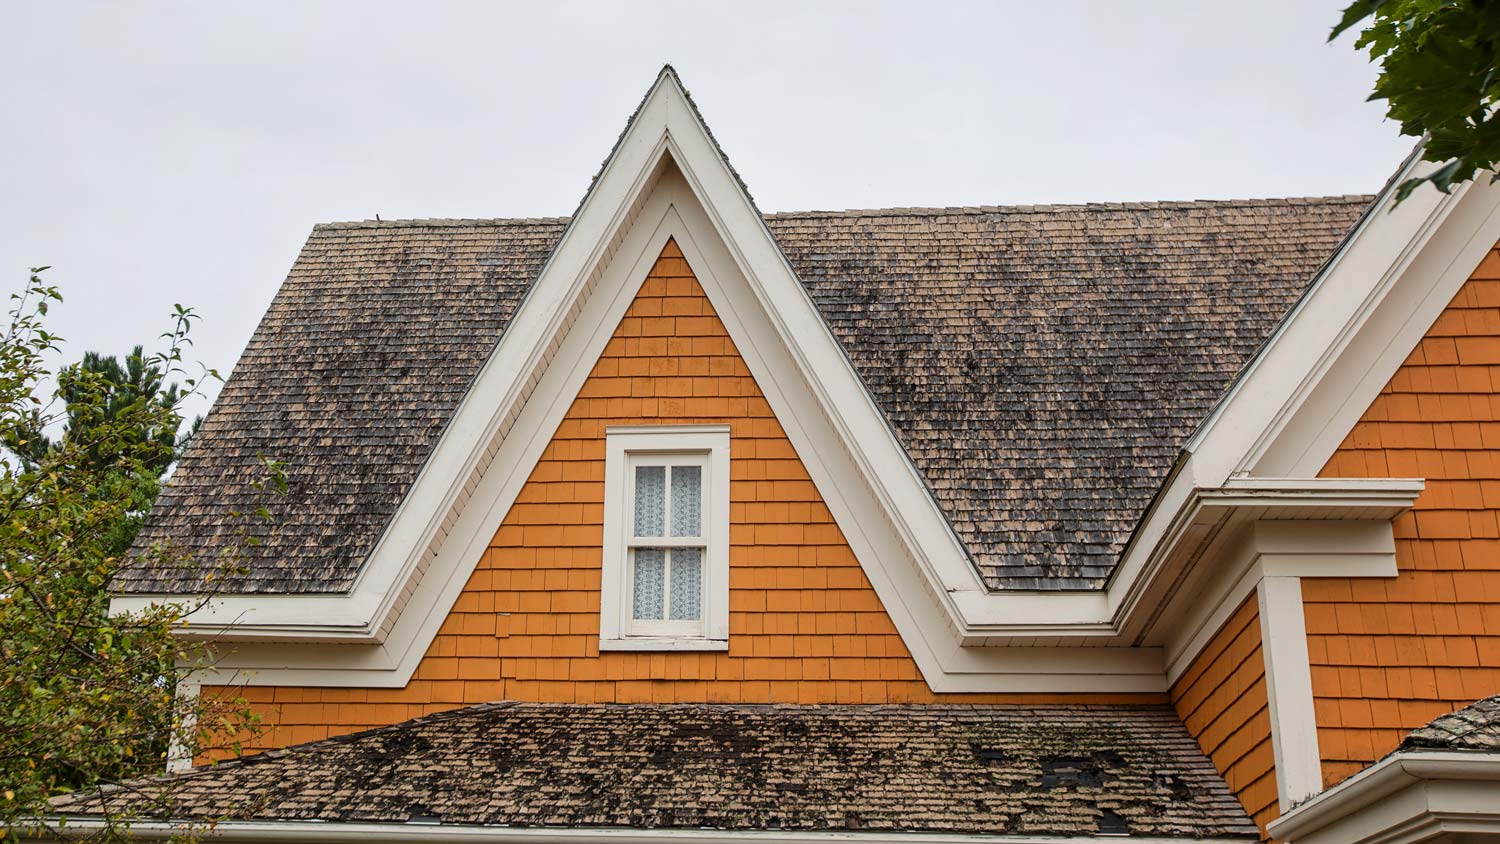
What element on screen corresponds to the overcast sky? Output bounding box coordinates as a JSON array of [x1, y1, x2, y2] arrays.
[[1, 1, 1413, 420]]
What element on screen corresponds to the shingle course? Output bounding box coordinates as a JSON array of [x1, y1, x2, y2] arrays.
[[117, 196, 1368, 594], [50, 702, 1259, 838], [1399, 695, 1500, 752]]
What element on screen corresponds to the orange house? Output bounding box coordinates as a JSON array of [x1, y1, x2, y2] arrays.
[[52, 69, 1500, 844]]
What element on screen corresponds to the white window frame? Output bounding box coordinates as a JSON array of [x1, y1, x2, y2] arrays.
[[600, 425, 730, 651]]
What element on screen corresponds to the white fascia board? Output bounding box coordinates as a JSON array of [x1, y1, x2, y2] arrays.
[[1267, 751, 1500, 844], [35, 820, 1260, 844], [163, 139, 1169, 693], [117, 72, 1437, 696], [1190, 157, 1500, 482], [952, 476, 1424, 639], [107, 76, 684, 641]]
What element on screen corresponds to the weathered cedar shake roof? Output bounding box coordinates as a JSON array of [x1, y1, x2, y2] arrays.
[[50, 702, 1258, 838], [1399, 695, 1500, 752], [119, 196, 1368, 594]]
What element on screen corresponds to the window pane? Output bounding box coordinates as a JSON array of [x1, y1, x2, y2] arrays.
[[669, 547, 702, 621], [634, 465, 665, 537], [632, 548, 665, 620], [670, 465, 702, 537]]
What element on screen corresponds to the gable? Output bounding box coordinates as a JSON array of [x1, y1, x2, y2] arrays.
[[212, 242, 1163, 755], [115, 70, 1441, 701], [117, 204, 1367, 596]]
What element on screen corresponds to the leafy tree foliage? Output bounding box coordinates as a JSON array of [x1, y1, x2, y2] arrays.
[[10, 346, 200, 473], [1333, 0, 1500, 201], [0, 270, 273, 841], [4, 345, 205, 561]]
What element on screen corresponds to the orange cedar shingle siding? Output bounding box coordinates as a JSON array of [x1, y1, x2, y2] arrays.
[[1170, 595, 1277, 838], [212, 242, 1160, 754], [1312, 243, 1500, 787]]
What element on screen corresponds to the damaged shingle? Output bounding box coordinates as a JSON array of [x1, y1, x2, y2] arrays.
[[1040, 752, 1125, 788], [1099, 809, 1132, 836]]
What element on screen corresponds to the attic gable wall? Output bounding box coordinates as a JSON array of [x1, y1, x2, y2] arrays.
[[1313, 238, 1500, 787], [210, 242, 1159, 756]]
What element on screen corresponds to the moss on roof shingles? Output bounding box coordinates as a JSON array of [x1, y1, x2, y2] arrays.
[[118, 197, 1370, 594]]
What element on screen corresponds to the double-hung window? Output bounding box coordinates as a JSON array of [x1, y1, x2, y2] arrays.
[[600, 425, 729, 650]]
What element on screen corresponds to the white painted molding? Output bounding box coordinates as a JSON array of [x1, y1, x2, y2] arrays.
[[164, 678, 199, 774], [1258, 576, 1322, 812], [1190, 155, 1500, 481], [1267, 752, 1500, 844], [1159, 499, 1418, 687], [111, 68, 1464, 694]]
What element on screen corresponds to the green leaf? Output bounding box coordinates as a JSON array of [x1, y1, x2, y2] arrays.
[[1330, 0, 1389, 41]]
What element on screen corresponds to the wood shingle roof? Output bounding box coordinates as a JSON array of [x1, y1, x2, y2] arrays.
[[49, 702, 1260, 837], [118, 197, 1369, 594]]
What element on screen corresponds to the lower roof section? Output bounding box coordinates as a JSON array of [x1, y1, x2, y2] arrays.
[[1400, 694, 1500, 752], [51, 702, 1257, 839]]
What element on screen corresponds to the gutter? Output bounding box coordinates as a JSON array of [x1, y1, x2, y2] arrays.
[[1267, 751, 1500, 843], [36, 821, 1257, 844]]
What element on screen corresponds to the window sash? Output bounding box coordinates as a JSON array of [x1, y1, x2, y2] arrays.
[[622, 452, 711, 638], [628, 547, 707, 631], [601, 425, 729, 649], [625, 454, 708, 546]]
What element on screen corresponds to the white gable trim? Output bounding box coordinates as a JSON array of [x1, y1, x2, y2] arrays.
[[116, 72, 1473, 694], [176, 172, 1168, 693], [1189, 156, 1500, 480]]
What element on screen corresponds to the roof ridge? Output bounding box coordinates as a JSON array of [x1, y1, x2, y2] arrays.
[[314, 194, 1375, 231], [763, 195, 1375, 219], [313, 217, 570, 230]]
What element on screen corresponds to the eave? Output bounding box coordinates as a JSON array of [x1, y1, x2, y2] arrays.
[[1266, 751, 1500, 844], [108, 71, 1500, 694]]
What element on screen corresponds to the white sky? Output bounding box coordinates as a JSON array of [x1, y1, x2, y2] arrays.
[[0, 1, 1413, 420]]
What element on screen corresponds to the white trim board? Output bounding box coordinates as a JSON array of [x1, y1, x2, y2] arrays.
[[1259, 576, 1321, 812], [175, 171, 1169, 693], [113, 69, 1478, 692], [1189, 155, 1500, 480], [1267, 751, 1500, 844]]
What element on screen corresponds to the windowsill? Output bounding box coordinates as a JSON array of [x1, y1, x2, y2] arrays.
[[598, 636, 729, 652]]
